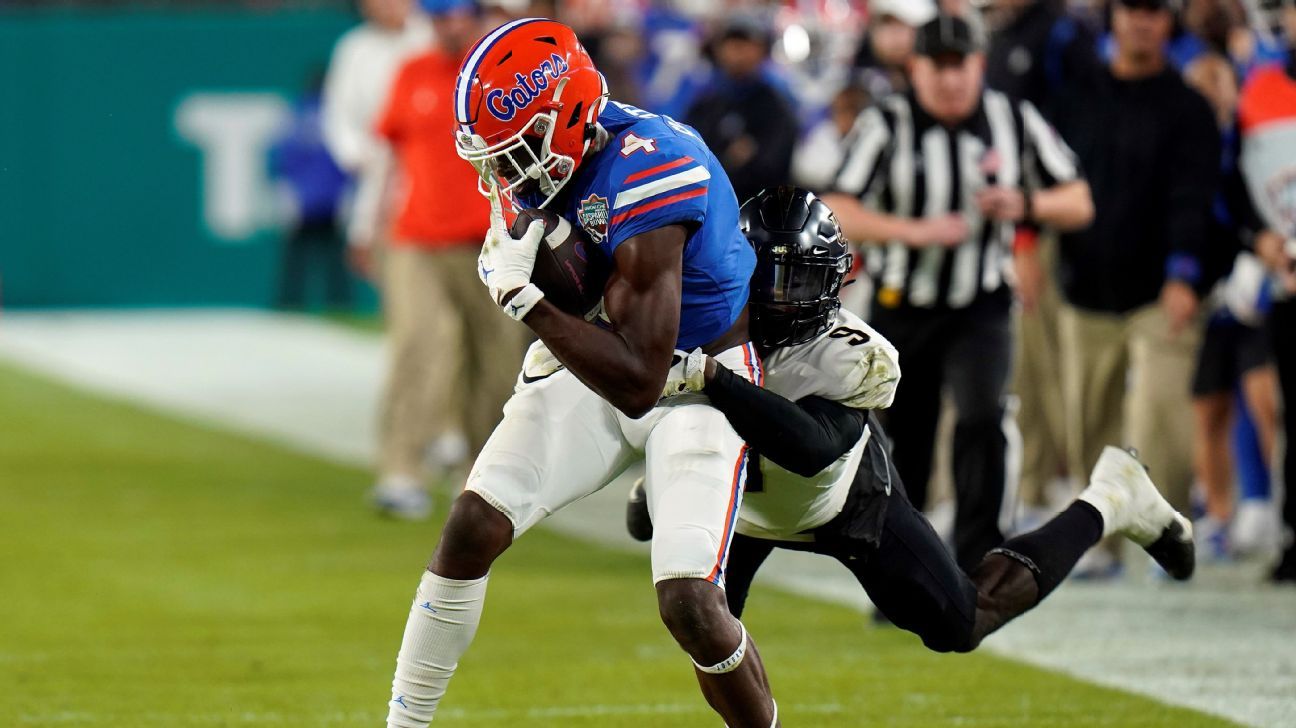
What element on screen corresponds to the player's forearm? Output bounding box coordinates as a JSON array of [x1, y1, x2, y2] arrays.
[[705, 366, 865, 477], [1031, 180, 1093, 231], [523, 300, 666, 418], [820, 193, 916, 246]]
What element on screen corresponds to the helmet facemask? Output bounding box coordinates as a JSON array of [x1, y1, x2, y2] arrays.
[[740, 187, 852, 350], [750, 253, 850, 348]]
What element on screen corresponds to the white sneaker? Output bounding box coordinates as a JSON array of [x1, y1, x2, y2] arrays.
[[370, 477, 432, 521], [1232, 498, 1280, 557], [1079, 447, 1195, 581]]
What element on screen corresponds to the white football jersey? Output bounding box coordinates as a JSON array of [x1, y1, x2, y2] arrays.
[[735, 309, 900, 541]]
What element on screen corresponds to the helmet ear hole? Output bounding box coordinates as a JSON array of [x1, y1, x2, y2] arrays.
[[567, 101, 584, 129]]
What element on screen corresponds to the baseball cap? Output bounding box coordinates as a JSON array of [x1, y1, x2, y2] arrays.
[[914, 15, 984, 58], [870, 0, 938, 27]]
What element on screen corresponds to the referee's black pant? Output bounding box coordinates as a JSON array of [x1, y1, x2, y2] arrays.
[[1271, 299, 1296, 575], [869, 297, 1012, 572]]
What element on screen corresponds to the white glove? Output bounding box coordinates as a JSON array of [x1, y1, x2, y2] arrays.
[[478, 184, 545, 308], [661, 349, 708, 398]]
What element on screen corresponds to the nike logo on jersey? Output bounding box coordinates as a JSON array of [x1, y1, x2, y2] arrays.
[[419, 601, 437, 614], [521, 367, 563, 384]]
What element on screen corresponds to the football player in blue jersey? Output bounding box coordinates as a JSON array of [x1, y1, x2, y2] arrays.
[[382, 18, 779, 728]]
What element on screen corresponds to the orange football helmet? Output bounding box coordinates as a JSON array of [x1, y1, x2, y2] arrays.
[[454, 18, 609, 208]]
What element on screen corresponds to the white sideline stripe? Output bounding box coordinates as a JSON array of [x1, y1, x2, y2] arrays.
[[2, 310, 1293, 728], [612, 166, 709, 209]]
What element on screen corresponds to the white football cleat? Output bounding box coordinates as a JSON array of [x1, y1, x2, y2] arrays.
[[1079, 446, 1195, 581], [370, 480, 432, 521]]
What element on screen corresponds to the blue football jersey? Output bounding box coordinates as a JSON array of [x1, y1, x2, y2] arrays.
[[557, 101, 755, 350]]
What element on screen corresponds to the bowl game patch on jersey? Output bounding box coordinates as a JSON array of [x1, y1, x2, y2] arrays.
[[577, 194, 609, 243]]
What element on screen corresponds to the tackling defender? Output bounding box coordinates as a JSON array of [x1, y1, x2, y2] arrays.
[[629, 187, 1196, 652], [384, 18, 780, 727]]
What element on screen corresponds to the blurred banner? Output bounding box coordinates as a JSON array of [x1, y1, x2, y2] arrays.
[[0, 7, 356, 307]]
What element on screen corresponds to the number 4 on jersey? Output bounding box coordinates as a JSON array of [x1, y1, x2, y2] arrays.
[[620, 133, 657, 157]]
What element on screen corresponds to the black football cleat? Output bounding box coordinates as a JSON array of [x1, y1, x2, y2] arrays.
[[625, 477, 653, 542], [1271, 547, 1296, 584]]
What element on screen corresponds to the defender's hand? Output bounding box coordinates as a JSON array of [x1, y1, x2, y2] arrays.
[[479, 184, 545, 306], [661, 349, 708, 398]]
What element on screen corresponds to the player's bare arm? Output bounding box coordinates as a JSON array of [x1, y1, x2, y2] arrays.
[[517, 224, 686, 418], [520, 225, 751, 418]]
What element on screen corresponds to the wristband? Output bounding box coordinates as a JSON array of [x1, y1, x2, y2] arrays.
[[502, 283, 545, 322], [1021, 189, 1035, 224]]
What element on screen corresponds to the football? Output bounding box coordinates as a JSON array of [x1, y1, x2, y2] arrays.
[[510, 207, 609, 317]]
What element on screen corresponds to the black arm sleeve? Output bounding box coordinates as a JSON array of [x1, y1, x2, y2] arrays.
[[704, 365, 868, 478]]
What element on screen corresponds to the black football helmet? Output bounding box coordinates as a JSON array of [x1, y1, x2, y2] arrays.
[[739, 187, 851, 349]]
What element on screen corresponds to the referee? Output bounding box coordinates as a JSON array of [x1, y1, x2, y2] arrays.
[[824, 14, 1093, 571]]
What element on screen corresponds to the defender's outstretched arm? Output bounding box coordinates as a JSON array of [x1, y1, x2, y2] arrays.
[[705, 364, 866, 477]]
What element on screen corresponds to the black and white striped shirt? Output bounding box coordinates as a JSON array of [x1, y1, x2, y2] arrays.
[[833, 89, 1081, 311]]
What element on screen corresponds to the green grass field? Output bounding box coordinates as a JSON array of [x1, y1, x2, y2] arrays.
[[0, 360, 1238, 727]]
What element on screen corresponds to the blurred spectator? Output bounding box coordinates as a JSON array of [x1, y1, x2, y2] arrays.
[[853, 0, 938, 98], [631, 3, 708, 117], [321, 0, 432, 276], [1181, 27, 1281, 560], [356, 0, 527, 520], [268, 68, 351, 310], [1051, 0, 1221, 574], [685, 15, 799, 205], [322, 0, 430, 173], [1191, 255, 1280, 559], [984, 0, 1101, 529], [1236, 0, 1296, 581], [1228, 0, 1290, 71], [984, 0, 1101, 119], [561, 0, 645, 105], [825, 15, 1093, 572], [791, 83, 871, 192]]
